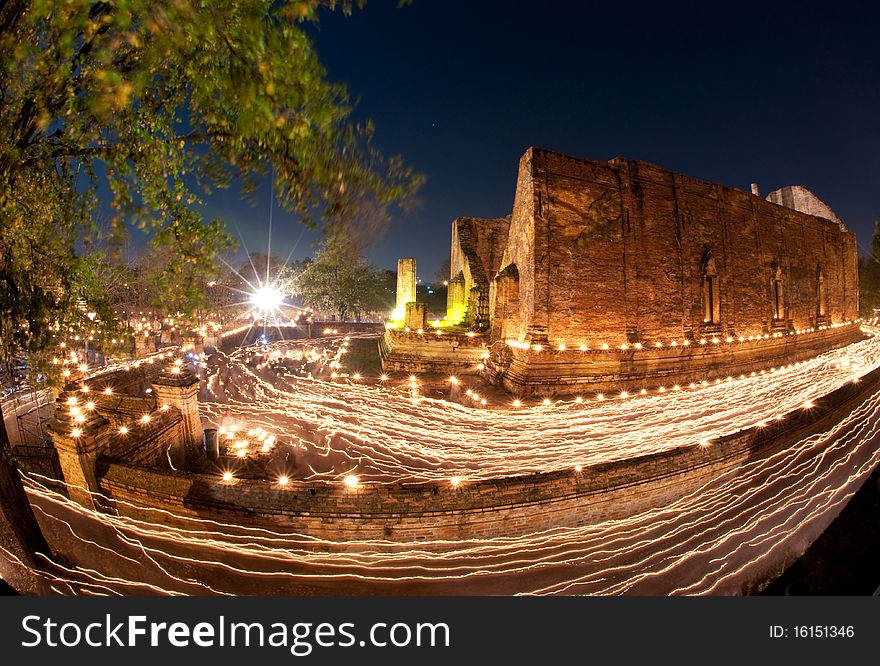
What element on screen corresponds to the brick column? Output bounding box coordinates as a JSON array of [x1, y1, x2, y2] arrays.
[[395, 258, 417, 319], [151, 364, 202, 467], [182, 335, 205, 356], [447, 275, 466, 324], [134, 332, 158, 358], [47, 389, 108, 509], [404, 302, 427, 331]]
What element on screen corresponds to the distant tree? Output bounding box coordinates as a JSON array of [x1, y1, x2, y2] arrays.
[[434, 257, 451, 285], [417, 283, 447, 320], [0, 0, 421, 591], [859, 220, 880, 317], [295, 236, 392, 321]]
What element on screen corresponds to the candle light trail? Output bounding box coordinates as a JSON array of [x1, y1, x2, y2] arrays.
[[18, 386, 880, 595], [195, 329, 880, 486], [7, 328, 880, 596]]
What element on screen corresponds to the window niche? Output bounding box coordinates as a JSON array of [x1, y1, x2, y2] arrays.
[[770, 263, 788, 331], [816, 266, 829, 325], [701, 254, 721, 335]]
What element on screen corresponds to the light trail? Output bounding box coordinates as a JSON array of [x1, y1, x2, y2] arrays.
[[198, 329, 880, 484], [8, 328, 880, 595], [18, 386, 880, 595]]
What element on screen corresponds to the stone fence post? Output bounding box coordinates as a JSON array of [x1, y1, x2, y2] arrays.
[[134, 332, 158, 358], [151, 364, 203, 468], [405, 302, 427, 331], [48, 389, 108, 509]]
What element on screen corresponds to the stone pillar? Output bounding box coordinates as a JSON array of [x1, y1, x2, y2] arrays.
[[151, 365, 202, 467], [48, 390, 108, 509], [405, 302, 427, 331], [395, 258, 417, 319], [204, 428, 219, 462], [134, 332, 157, 358], [751, 183, 760, 197], [182, 335, 205, 356], [447, 275, 466, 324]]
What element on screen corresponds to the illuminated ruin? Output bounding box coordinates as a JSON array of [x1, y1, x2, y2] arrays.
[[382, 148, 863, 395]]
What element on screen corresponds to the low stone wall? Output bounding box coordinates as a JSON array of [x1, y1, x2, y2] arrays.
[[217, 325, 303, 351], [86, 361, 165, 397], [215, 321, 385, 352], [490, 324, 864, 396], [96, 354, 880, 545], [101, 408, 184, 468], [315, 322, 386, 334], [94, 395, 157, 428], [380, 330, 488, 375], [216, 323, 385, 352]]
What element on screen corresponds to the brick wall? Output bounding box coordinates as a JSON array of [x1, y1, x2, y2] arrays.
[[380, 330, 488, 374], [494, 148, 859, 347], [448, 216, 511, 327], [493, 324, 864, 396], [86, 362, 164, 397]]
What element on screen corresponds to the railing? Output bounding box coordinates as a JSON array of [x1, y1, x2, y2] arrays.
[[12, 444, 64, 490]]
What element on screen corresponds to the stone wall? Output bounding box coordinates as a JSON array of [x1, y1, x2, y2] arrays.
[[494, 151, 540, 342], [491, 324, 864, 397], [494, 148, 859, 347], [96, 351, 880, 545], [448, 216, 510, 327], [94, 395, 157, 428], [101, 408, 184, 468], [48, 359, 199, 507], [86, 361, 165, 397], [379, 330, 487, 375], [394, 258, 417, 319], [765, 185, 846, 230], [217, 322, 384, 352]]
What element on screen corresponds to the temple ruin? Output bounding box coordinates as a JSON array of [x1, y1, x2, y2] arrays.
[[381, 147, 862, 394]]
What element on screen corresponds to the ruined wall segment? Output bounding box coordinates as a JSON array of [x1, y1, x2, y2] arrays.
[[448, 216, 510, 328], [494, 148, 859, 347], [766, 185, 847, 231], [493, 149, 540, 343], [393, 258, 417, 321]]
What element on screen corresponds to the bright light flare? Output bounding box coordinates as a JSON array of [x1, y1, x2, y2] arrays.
[[248, 285, 285, 316]]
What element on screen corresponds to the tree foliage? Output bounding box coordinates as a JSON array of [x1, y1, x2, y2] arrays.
[[0, 0, 420, 590], [295, 236, 392, 321], [434, 257, 451, 285], [859, 219, 880, 317], [1, 0, 421, 356]]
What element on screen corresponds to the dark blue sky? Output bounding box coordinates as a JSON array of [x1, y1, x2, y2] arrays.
[[204, 0, 880, 281]]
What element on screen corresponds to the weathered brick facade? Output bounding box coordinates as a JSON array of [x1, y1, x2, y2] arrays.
[[472, 148, 861, 394], [384, 147, 862, 392], [494, 148, 858, 347], [447, 216, 510, 329]]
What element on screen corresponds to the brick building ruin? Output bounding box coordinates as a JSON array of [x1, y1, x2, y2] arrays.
[[382, 147, 862, 394]]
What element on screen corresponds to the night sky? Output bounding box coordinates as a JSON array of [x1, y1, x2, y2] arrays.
[[201, 0, 880, 282]]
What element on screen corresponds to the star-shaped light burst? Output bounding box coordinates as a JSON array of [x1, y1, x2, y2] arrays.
[[248, 283, 286, 319]]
